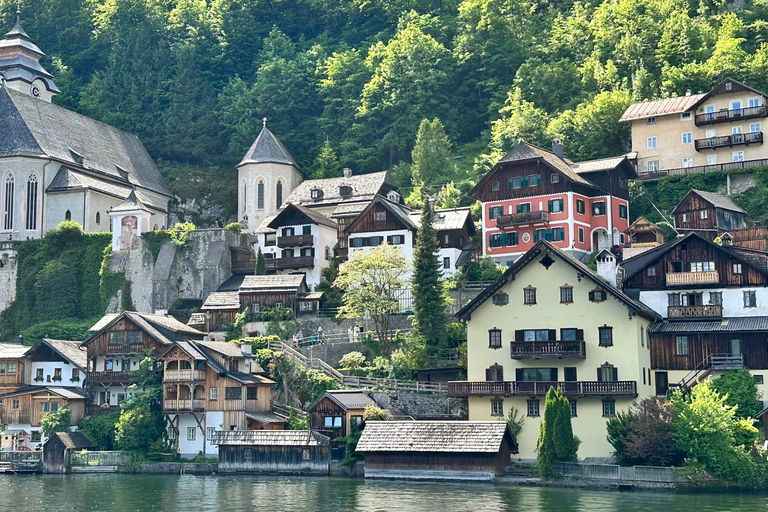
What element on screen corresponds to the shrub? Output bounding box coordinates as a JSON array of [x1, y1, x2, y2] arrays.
[[169, 222, 196, 246], [339, 351, 367, 370], [712, 369, 763, 421], [224, 222, 243, 233], [607, 397, 683, 467], [79, 412, 120, 450], [41, 407, 72, 438], [364, 404, 386, 420]]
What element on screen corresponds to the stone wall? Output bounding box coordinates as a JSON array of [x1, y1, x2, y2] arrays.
[[0, 248, 17, 314], [300, 342, 376, 367], [372, 392, 467, 419]]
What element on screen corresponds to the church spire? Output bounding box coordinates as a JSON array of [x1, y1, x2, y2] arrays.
[[6, 5, 29, 40]]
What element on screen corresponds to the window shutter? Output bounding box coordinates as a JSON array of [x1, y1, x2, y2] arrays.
[[576, 329, 584, 341], [548, 199, 553, 212], [387, 236, 392, 244], [515, 368, 523, 381], [486, 368, 492, 381], [500, 234, 507, 246], [514, 330, 524, 341], [597, 369, 603, 382], [550, 368, 558, 381], [588, 291, 594, 301], [497, 367, 504, 382], [612, 368, 618, 381], [548, 329, 557, 341]]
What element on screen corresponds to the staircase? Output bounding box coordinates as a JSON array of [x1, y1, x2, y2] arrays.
[[675, 354, 744, 394], [268, 340, 447, 394]]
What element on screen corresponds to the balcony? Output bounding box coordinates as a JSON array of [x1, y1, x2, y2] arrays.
[[510, 340, 586, 360], [164, 369, 207, 382], [695, 131, 763, 151], [105, 343, 144, 355], [668, 305, 723, 320], [278, 234, 314, 248], [265, 256, 314, 270], [695, 105, 768, 126], [163, 399, 205, 411], [89, 371, 136, 383], [496, 211, 549, 229], [448, 380, 638, 398], [666, 271, 719, 286]]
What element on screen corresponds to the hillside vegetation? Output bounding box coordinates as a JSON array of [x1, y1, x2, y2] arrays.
[[6, 0, 768, 220]]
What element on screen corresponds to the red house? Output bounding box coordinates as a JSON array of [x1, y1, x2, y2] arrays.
[[471, 141, 635, 264]]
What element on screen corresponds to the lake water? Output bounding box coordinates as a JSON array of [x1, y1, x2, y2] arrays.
[[1, 474, 768, 512]]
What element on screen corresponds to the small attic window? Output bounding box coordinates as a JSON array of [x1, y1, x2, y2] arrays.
[[340, 186, 352, 197], [726, 82, 732, 91], [68, 149, 84, 166], [311, 188, 324, 201], [115, 165, 129, 179]]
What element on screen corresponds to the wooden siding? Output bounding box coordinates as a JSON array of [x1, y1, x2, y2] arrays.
[[475, 161, 597, 203], [363, 447, 511, 476], [579, 163, 633, 200], [86, 317, 168, 364], [347, 202, 412, 235], [217, 444, 330, 474], [307, 397, 364, 438], [437, 228, 471, 249], [240, 291, 297, 311], [650, 332, 768, 370], [622, 236, 768, 290], [0, 357, 24, 392], [0, 391, 85, 427], [42, 436, 68, 474], [673, 192, 746, 235]]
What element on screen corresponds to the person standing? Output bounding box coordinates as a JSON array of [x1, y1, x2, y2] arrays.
[[348, 326, 354, 343], [317, 326, 324, 345], [353, 324, 360, 343]]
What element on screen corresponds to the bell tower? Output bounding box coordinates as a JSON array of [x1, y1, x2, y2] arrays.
[[0, 8, 59, 101]]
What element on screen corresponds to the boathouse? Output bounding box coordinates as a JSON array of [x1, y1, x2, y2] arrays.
[[42, 432, 93, 474], [307, 390, 377, 439], [356, 421, 516, 481], [212, 430, 330, 474]]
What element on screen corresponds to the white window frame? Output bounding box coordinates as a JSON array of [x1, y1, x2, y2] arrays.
[[749, 97, 761, 108], [647, 136, 658, 149], [705, 104, 716, 113], [207, 427, 215, 441], [700, 210, 708, 219], [750, 122, 761, 133], [682, 157, 693, 168], [210, 387, 218, 400], [733, 151, 745, 162], [681, 132, 692, 145], [731, 100, 742, 110], [706, 129, 716, 138], [187, 427, 196, 441], [647, 161, 659, 172], [732, 125, 743, 135], [680, 112, 691, 121], [707, 155, 717, 165]]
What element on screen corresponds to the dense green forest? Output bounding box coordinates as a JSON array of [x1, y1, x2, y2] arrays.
[[6, 0, 768, 220]]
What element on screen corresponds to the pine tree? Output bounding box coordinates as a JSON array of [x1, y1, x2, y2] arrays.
[[411, 118, 456, 191], [255, 247, 266, 275], [537, 387, 578, 478], [312, 139, 339, 179], [411, 199, 447, 356]]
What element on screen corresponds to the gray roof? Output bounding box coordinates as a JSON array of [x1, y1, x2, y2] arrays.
[[84, 312, 203, 347], [201, 291, 241, 310], [47, 431, 93, 450], [409, 206, 474, 233], [649, 317, 768, 333], [0, 15, 59, 94], [196, 340, 248, 359], [286, 171, 391, 207], [496, 142, 597, 188], [267, 203, 337, 229], [187, 312, 206, 327], [245, 411, 289, 425], [38, 339, 87, 369], [136, 313, 204, 337], [0, 343, 29, 359], [308, 390, 375, 412], [0, 87, 171, 198], [238, 126, 298, 168], [356, 421, 511, 453], [170, 341, 207, 361], [240, 274, 305, 292], [88, 314, 118, 333], [677, 189, 746, 214], [212, 430, 329, 447], [0, 386, 86, 400], [331, 202, 369, 218], [347, 195, 416, 233], [570, 154, 631, 174], [110, 190, 151, 213]]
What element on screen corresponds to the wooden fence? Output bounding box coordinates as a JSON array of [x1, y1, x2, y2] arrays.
[[553, 463, 679, 483]]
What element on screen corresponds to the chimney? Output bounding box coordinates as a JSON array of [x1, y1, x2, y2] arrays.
[[685, 89, 692, 97], [595, 250, 618, 287], [552, 138, 564, 159], [343, 168, 353, 178], [17, 334, 23, 345]]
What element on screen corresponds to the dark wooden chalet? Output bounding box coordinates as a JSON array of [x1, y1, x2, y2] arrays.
[[625, 216, 664, 245], [307, 390, 376, 439], [432, 206, 476, 250], [213, 430, 330, 474], [345, 194, 417, 241], [0, 343, 29, 394], [672, 189, 746, 239], [356, 421, 517, 481], [199, 291, 241, 332], [42, 431, 92, 474], [238, 274, 316, 314]]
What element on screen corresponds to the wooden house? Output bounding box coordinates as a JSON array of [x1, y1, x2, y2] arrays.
[[0, 386, 86, 449], [307, 390, 376, 439], [81, 312, 204, 410], [42, 431, 93, 474], [672, 189, 746, 239], [356, 421, 517, 481], [157, 340, 278, 458], [213, 430, 330, 474], [24, 339, 86, 389], [624, 217, 665, 259], [0, 343, 29, 394]]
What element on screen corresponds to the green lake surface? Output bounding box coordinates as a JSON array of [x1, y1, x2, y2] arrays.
[[1, 474, 767, 512]]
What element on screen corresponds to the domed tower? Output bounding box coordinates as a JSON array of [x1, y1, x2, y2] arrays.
[[237, 119, 303, 231], [0, 9, 59, 102]]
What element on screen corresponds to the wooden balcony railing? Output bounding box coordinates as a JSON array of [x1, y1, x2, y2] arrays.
[[278, 234, 314, 248], [448, 380, 638, 398], [163, 369, 207, 382], [265, 256, 314, 270], [105, 343, 145, 355], [496, 211, 549, 229], [163, 399, 205, 411], [695, 105, 768, 126], [695, 131, 763, 151], [666, 271, 719, 286], [89, 371, 137, 383], [636, 157, 768, 182], [510, 340, 586, 360], [668, 305, 723, 320]]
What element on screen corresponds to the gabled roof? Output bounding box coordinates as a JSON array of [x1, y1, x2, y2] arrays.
[[345, 194, 416, 234], [110, 190, 151, 213], [0, 87, 171, 197], [356, 421, 514, 453], [26, 339, 87, 370], [266, 203, 337, 229], [569, 154, 637, 178], [625, 216, 661, 234], [690, 78, 767, 111], [82, 311, 203, 347], [195, 340, 249, 359], [673, 189, 746, 214], [158, 341, 271, 382], [620, 93, 706, 122], [46, 431, 93, 450], [307, 389, 375, 412], [285, 171, 392, 207], [238, 125, 298, 168], [649, 316, 768, 334], [239, 274, 305, 293], [0, 386, 86, 400], [212, 430, 329, 447], [406, 206, 475, 234], [0, 343, 29, 359], [456, 240, 659, 322], [201, 291, 240, 311]]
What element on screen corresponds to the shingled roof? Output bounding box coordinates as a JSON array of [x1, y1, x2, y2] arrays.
[[307, 390, 376, 412], [0, 87, 171, 198], [620, 94, 705, 122], [674, 189, 746, 214], [212, 430, 329, 447], [82, 311, 203, 347], [47, 431, 93, 450], [238, 125, 298, 168], [267, 203, 337, 229], [35, 339, 87, 370], [286, 171, 392, 207], [239, 274, 305, 292], [356, 421, 514, 453], [201, 291, 241, 310]]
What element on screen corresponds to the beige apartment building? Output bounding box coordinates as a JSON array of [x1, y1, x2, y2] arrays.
[[621, 78, 768, 175]]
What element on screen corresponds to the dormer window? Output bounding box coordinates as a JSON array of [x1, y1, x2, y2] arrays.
[[68, 149, 84, 166], [311, 188, 324, 201], [115, 165, 129, 180], [340, 186, 352, 197]]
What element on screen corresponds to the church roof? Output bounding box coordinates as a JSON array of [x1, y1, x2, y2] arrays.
[[238, 125, 298, 168], [0, 87, 171, 198], [110, 190, 150, 213]]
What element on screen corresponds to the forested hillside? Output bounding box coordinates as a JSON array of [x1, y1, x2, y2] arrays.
[[7, 0, 768, 220]]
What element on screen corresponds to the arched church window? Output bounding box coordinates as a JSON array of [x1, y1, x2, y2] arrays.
[[3, 174, 13, 231], [96, 212, 101, 225], [65, 210, 71, 221], [241, 179, 247, 212], [257, 181, 264, 210], [25, 174, 38, 231], [276, 181, 283, 209]]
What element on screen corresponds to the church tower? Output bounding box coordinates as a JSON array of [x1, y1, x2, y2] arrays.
[[237, 119, 303, 232], [0, 9, 59, 102]]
